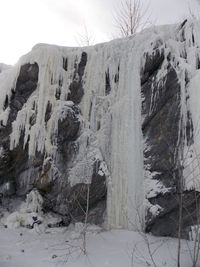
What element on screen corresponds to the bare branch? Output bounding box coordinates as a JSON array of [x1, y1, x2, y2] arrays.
[[114, 0, 151, 37], [76, 24, 95, 46]]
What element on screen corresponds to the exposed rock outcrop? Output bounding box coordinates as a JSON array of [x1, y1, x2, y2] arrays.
[[142, 20, 200, 238]]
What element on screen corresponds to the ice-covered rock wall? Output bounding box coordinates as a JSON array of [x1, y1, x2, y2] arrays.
[[0, 37, 146, 229], [142, 20, 200, 237], [1, 19, 200, 237]]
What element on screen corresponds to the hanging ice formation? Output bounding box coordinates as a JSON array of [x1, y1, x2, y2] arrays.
[[1, 20, 200, 234]]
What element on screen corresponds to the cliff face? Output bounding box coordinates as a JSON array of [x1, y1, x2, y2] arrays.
[[1, 20, 200, 237], [141, 20, 200, 237]]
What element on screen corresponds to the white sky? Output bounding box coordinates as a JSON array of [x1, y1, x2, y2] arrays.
[[0, 0, 200, 65]]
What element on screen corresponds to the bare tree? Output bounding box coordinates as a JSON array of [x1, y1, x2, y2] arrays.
[[114, 0, 150, 37], [76, 24, 95, 46]]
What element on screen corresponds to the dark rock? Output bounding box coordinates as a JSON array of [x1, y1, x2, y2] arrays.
[[141, 39, 196, 238], [0, 63, 39, 194], [57, 105, 80, 151], [78, 52, 87, 77], [3, 95, 9, 110], [179, 19, 187, 30], [40, 156, 107, 226], [45, 101, 52, 123], [52, 254, 57, 259], [63, 57, 68, 71], [29, 113, 36, 126], [114, 65, 120, 84], [67, 52, 87, 104], [146, 191, 200, 238], [142, 63, 181, 188], [66, 161, 107, 224], [87, 200, 106, 225], [8, 63, 39, 126], [105, 69, 111, 95], [17, 63, 38, 83], [141, 48, 164, 85], [67, 80, 84, 104]]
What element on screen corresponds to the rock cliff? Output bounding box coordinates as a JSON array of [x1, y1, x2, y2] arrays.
[[0, 20, 200, 238]]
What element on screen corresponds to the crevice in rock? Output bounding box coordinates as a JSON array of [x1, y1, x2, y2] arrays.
[[67, 52, 87, 104], [105, 68, 111, 95]]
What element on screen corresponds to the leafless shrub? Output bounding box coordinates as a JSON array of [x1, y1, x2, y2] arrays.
[[76, 24, 95, 46], [113, 0, 151, 37]]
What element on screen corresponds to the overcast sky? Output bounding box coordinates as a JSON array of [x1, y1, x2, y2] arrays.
[[0, 0, 200, 65]]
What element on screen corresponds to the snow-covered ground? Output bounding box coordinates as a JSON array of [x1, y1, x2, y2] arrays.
[[0, 225, 195, 267]]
